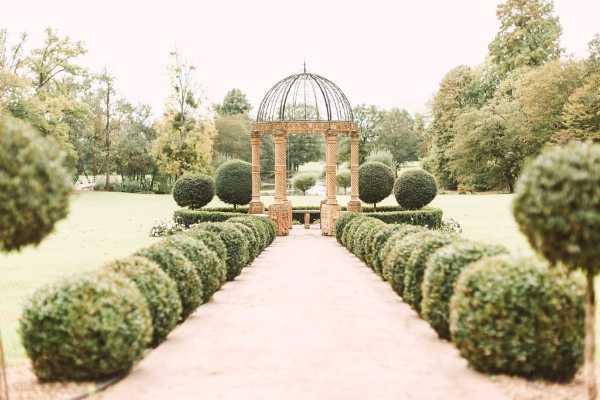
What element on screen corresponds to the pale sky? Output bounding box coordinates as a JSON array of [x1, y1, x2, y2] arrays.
[[3, 0, 599, 117]]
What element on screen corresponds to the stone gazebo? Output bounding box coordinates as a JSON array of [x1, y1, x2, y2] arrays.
[[248, 70, 361, 236]]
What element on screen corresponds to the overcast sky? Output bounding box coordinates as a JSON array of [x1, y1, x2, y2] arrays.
[[3, 0, 599, 117]]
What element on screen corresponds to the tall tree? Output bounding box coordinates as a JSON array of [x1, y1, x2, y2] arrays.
[[216, 88, 251, 116], [338, 104, 384, 164], [168, 50, 199, 135], [97, 70, 116, 189], [375, 108, 421, 171], [213, 114, 251, 161], [559, 73, 600, 143], [489, 0, 562, 76]]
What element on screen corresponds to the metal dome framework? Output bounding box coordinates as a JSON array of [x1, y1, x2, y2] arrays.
[[249, 70, 361, 236]]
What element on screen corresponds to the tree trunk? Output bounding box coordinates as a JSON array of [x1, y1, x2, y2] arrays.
[[586, 270, 597, 400], [0, 330, 8, 400], [373, 203, 377, 212], [104, 81, 111, 190]]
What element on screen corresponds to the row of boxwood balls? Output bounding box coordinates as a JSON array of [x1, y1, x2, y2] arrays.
[[335, 213, 585, 382], [174, 160, 438, 212], [173, 159, 253, 210], [19, 216, 276, 381]]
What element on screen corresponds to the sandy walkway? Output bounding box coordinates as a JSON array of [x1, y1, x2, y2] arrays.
[[100, 228, 508, 400]]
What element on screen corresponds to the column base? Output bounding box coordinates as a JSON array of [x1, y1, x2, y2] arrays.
[[347, 199, 362, 213], [248, 201, 265, 215], [268, 202, 292, 236], [321, 203, 340, 236]]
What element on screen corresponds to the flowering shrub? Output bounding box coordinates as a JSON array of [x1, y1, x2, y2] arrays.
[[150, 220, 186, 237]]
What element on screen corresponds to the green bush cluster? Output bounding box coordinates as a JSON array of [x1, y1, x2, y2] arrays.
[[172, 174, 215, 209], [393, 169, 438, 210], [336, 213, 584, 382], [215, 159, 252, 208], [358, 161, 395, 209], [174, 209, 246, 227], [19, 271, 152, 381], [0, 116, 71, 252], [364, 208, 443, 229], [450, 256, 584, 381], [421, 241, 508, 339], [19, 216, 276, 382]]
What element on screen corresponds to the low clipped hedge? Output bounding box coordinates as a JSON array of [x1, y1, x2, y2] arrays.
[[19, 271, 152, 381], [229, 216, 268, 252], [172, 174, 214, 209], [185, 228, 228, 284], [403, 232, 458, 314], [104, 256, 182, 346], [380, 226, 427, 282], [174, 209, 245, 227], [341, 215, 369, 250], [163, 235, 225, 302], [136, 243, 203, 320], [421, 241, 508, 340], [369, 225, 415, 275], [335, 213, 360, 244], [364, 208, 442, 229], [194, 222, 250, 280], [229, 222, 259, 261], [450, 256, 584, 381], [382, 229, 429, 294], [352, 218, 386, 262]]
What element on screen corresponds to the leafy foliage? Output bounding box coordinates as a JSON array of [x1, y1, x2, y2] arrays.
[[292, 173, 316, 195], [104, 256, 182, 346], [0, 117, 71, 252], [19, 271, 152, 381], [358, 161, 394, 208], [172, 174, 215, 209], [215, 159, 252, 208], [393, 169, 437, 209], [380, 227, 427, 285], [450, 256, 584, 381], [193, 222, 249, 281], [421, 241, 508, 339]]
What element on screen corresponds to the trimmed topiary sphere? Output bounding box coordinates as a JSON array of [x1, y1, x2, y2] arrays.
[[185, 228, 228, 283], [215, 159, 252, 209], [229, 222, 259, 261], [370, 225, 410, 275], [194, 222, 250, 280], [380, 226, 427, 283], [229, 216, 267, 252], [135, 243, 203, 319], [403, 232, 457, 314], [352, 218, 386, 262], [335, 213, 360, 244], [19, 271, 152, 381], [163, 235, 225, 302], [513, 142, 600, 274], [394, 169, 437, 210], [172, 174, 215, 209], [0, 117, 71, 252], [104, 256, 182, 346], [358, 161, 395, 209], [451, 256, 584, 381], [422, 241, 508, 340]]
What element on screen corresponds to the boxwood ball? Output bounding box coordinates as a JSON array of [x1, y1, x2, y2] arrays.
[[513, 142, 600, 273], [215, 159, 252, 207], [173, 174, 215, 209], [358, 161, 395, 206], [394, 169, 437, 210]]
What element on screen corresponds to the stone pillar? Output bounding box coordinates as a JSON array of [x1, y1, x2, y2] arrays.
[[347, 130, 362, 212], [249, 131, 264, 214], [322, 130, 340, 236], [268, 130, 290, 235]]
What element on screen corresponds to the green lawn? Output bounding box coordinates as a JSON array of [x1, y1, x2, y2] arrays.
[[0, 191, 544, 365]]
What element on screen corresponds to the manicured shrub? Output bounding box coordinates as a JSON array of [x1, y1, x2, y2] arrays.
[[394, 169, 438, 210], [172, 174, 215, 209], [363, 224, 390, 269], [364, 208, 443, 229], [292, 173, 316, 195], [230, 222, 259, 261], [0, 117, 71, 252], [163, 235, 225, 302], [381, 228, 428, 293], [215, 159, 252, 209], [185, 228, 228, 279], [194, 222, 250, 280], [358, 161, 395, 210], [421, 241, 508, 339], [450, 256, 584, 381], [512, 142, 600, 390], [403, 232, 457, 313], [136, 243, 203, 319], [174, 209, 245, 227], [352, 218, 386, 261], [335, 213, 360, 244], [19, 271, 152, 381], [229, 216, 267, 251], [343, 216, 369, 252], [378, 225, 427, 280], [104, 256, 182, 346]]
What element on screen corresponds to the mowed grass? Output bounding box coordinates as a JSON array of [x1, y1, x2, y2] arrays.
[[0, 191, 561, 365]]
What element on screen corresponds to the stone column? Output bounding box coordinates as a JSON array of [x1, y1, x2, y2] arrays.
[[249, 131, 264, 214], [322, 130, 340, 235], [347, 130, 362, 212], [268, 130, 290, 235]]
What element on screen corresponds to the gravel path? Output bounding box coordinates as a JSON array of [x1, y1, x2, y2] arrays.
[[100, 228, 508, 400]]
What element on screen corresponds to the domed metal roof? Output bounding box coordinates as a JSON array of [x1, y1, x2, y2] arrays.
[[256, 71, 353, 123]]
